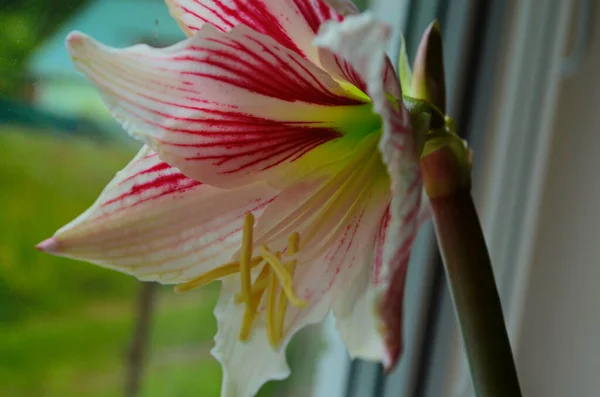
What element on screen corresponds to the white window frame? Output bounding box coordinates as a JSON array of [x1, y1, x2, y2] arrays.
[[428, 1, 577, 396]]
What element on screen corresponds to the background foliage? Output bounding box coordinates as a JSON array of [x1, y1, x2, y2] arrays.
[[0, 0, 87, 97]]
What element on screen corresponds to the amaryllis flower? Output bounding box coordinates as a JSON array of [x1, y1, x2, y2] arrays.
[[37, 1, 424, 395]]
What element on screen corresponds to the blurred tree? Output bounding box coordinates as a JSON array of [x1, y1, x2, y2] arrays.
[[0, 0, 371, 99], [0, 0, 89, 98], [353, 0, 369, 10]]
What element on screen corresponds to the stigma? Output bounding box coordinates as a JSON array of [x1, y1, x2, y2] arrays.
[[175, 213, 305, 349]]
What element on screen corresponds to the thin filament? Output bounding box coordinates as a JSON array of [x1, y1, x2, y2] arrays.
[[239, 213, 255, 305], [261, 245, 306, 308], [174, 256, 262, 293], [266, 266, 279, 348], [276, 233, 300, 339], [239, 263, 270, 340]]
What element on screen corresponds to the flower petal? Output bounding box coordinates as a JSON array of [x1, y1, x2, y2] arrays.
[[315, 13, 423, 368], [312, 12, 402, 100], [332, 255, 385, 362], [211, 277, 330, 397], [40, 145, 278, 284], [314, 32, 402, 100], [251, 132, 390, 335], [67, 26, 374, 188], [252, 133, 386, 257], [165, 0, 346, 64], [212, 155, 389, 395]]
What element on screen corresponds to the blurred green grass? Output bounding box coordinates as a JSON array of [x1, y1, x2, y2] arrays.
[[0, 129, 232, 397], [0, 128, 138, 321]]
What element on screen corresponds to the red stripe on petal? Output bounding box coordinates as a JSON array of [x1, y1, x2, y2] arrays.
[[295, 0, 343, 34], [168, 0, 344, 62], [178, 35, 364, 106], [373, 203, 390, 284], [68, 25, 363, 188], [48, 146, 281, 285], [333, 54, 367, 93], [103, 174, 201, 208], [120, 161, 172, 184]]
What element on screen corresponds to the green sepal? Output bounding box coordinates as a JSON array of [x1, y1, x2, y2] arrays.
[[398, 35, 413, 97], [411, 20, 446, 127]]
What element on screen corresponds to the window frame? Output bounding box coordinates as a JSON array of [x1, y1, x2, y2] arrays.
[[420, 1, 576, 396]]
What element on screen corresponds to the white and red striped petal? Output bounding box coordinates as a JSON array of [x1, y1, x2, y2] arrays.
[[212, 152, 390, 395], [38, 145, 278, 284], [315, 13, 423, 368], [67, 25, 369, 188], [316, 36, 401, 100], [248, 132, 390, 329], [165, 0, 346, 65]]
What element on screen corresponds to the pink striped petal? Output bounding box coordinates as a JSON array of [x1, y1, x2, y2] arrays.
[[67, 26, 371, 188], [317, 38, 401, 100], [165, 0, 347, 64], [40, 145, 278, 284], [249, 132, 390, 333], [315, 13, 423, 368]]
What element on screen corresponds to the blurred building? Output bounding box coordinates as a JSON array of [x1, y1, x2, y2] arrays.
[[25, 0, 185, 137]]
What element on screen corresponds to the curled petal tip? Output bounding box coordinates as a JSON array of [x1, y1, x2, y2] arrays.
[[382, 346, 400, 374], [65, 31, 86, 50], [36, 238, 60, 253]]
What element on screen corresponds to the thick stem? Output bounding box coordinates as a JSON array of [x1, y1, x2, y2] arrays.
[[125, 282, 156, 397], [430, 191, 522, 397]]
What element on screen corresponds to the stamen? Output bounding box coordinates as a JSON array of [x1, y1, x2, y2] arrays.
[[266, 266, 279, 348], [239, 213, 255, 305], [235, 277, 269, 304], [276, 233, 300, 339], [234, 259, 299, 304], [174, 256, 263, 293], [185, 211, 307, 346], [239, 263, 270, 341], [260, 245, 306, 308]]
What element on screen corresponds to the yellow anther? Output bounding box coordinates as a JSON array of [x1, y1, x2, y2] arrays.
[[276, 233, 300, 339], [288, 232, 300, 254], [239, 213, 255, 305], [260, 245, 306, 308], [266, 266, 279, 348], [174, 256, 263, 294]]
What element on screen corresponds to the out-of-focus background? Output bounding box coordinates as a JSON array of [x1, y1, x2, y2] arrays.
[[0, 0, 360, 396], [1, 0, 231, 396], [1, 0, 599, 397]]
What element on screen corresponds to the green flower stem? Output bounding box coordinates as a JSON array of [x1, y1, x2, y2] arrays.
[[421, 147, 522, 397]]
